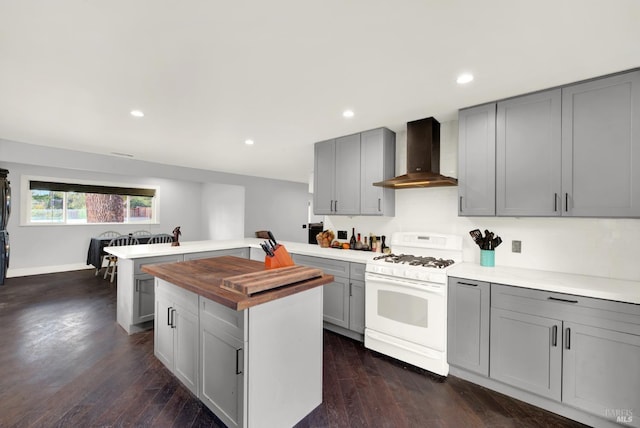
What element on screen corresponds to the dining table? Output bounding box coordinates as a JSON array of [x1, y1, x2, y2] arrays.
[[86, 235, 151, 270]]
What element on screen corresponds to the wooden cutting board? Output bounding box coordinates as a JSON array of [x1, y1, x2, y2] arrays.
[[221, 265, 323, 296]]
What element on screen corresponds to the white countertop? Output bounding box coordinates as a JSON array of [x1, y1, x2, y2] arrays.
[[448, 263, 640, 305], [105, 238, 379, 264], [106, 238, 640, 305]]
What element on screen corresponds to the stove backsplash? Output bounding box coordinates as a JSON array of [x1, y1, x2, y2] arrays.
[[323, 186, 640, 283]]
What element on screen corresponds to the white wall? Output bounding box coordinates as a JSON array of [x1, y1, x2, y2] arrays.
[[324, 121, 640, 282], [201, 183, 244, 240], [1, 138, 311, 276]]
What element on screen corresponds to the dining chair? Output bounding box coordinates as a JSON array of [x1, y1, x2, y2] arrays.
[[104, 235, 140, 283], [132, 230, 152, 237], [95, 231, 122, 276], [148, 233, 173, 244]]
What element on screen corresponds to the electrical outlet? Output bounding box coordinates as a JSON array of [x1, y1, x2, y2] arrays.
[[512, 240, 522, 253], [337, 230, 347, 240]]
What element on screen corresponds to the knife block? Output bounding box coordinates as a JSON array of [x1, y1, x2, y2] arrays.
[[264, 245, 295, 269]]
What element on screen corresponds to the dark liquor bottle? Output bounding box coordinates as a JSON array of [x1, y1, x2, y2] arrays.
[[349, 228, 356, 250]]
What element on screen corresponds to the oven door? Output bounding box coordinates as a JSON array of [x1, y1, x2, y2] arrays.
[[365, 272, 445, 351]]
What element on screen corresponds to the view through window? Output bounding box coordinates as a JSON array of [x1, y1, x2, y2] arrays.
[[29, 180, 156, 224]]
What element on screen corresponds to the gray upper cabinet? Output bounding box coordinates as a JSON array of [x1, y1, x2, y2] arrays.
[[314, 128, 395, 216], [334, 134, 361, 215], [314, 135, 360, 215], [360, 128, 395, 216], [458, 103, 496, 216], [459, 68, 640, 218], [496, 89, 562, 216], [313, 139, 336, 215], [561, 70, 640, 217]]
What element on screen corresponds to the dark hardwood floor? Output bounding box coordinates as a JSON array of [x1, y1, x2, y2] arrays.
[[0, 270, 588, 428]]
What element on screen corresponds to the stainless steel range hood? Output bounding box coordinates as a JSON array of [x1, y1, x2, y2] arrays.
[[373, 117, 457, 189]]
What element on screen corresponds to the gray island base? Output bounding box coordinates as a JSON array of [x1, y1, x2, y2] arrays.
[[144, 256, 331, 428]]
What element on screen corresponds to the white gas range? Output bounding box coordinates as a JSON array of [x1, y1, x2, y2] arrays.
[[364, 232, 462, 376]]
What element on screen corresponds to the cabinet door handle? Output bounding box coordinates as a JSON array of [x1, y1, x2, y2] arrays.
[[565, 328, 571, 349], [349, 282, 353, 297], [167, 307, 173, 326], [459, 196, 463, 212], [378, 198, 381, 212], [548, 296, 578, 304], [554, 193, 558, 212], [236, 348, 243, 374], [171, 309, 176, 329], [335, 200, 338, 212], [551, 325, 558, 347], [565, 193, 569, 212], [330, 200, 334, 212], [458, 281, 478, 287]]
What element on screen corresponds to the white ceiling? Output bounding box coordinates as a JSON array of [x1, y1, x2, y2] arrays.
[[1, 0, 639, 183]]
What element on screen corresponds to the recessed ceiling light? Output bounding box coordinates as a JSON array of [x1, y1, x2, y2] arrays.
[[456, 73, 474, 85], [130, 110, 144, 117], [342, 110, 354, 118], [245, 139, 254, 145]]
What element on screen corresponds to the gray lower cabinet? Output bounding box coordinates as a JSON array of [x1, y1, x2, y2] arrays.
[[561, 70, 640, 217], [458, 103, 496, 216], [323, 276, 350, 328], [155, 279, 199, 395], [490, 308, 562, 400], [199, 296, 246, 428], [133, 274, 155, 324], [496, 89, 562, 216], [486, 282, 640, 427], [447, 277, 490, 376], [155, 277, 323, 428], [562, 321, 640, 422], [292, 254, 365, 340], [348, 279, 365, 335]]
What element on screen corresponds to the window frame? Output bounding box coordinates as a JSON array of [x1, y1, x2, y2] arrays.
[[21, 175, 160, 226]]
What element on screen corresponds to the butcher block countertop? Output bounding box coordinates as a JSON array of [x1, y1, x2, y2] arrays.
[[141, 255, 335, 311]]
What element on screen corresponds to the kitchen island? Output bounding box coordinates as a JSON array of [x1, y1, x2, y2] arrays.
[[142, 256, 335, 428]]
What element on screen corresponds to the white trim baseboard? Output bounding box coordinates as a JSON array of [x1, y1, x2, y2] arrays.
[[7, 263, 94, 278]]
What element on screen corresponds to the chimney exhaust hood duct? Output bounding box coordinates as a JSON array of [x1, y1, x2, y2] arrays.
[[373, 117, 457, 189]]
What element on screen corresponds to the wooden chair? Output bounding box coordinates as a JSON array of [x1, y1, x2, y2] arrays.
[[132, 230, 152, 237], [95, 231, 122, 276], [148, 233, 173, 244], [104, 235, 140, 283]]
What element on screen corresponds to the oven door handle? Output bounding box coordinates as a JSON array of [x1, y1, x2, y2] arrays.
[[365, 272, 445, 296]]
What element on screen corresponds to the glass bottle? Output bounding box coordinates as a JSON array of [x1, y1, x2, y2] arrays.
[[355, 233, 363, 250], [349, 228, 356, 250]]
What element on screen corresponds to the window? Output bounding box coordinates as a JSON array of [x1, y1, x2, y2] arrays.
[[26, 178, 158, 225]]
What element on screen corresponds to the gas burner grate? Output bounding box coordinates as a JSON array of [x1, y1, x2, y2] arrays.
[[373, 253, 455, 269]]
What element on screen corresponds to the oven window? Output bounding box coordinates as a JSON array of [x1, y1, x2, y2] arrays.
[[377, 290, 428, 328]]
